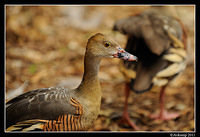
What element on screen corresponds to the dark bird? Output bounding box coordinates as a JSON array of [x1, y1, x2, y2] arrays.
[[113, 11, 187, 130], [6, 33, 137, 132]]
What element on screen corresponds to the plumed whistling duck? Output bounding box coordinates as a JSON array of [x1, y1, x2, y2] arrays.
[[6, 33, 137, 131]]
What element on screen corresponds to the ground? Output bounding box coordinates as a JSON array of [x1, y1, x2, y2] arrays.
[[5, 5, 195, 131]]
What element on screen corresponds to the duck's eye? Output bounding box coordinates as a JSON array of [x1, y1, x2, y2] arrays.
[[104, 42, 111, 47]]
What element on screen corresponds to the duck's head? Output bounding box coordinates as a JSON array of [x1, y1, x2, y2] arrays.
[[86, 33, 137, 61]]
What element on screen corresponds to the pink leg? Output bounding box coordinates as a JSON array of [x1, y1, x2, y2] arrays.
[[150, 86, 180, 120], [119, 83, 139, 130]]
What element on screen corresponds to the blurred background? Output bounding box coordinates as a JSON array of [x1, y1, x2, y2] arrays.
[[5, 5, 195, 131]]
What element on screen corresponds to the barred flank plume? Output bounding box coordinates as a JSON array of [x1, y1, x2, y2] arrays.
[[42, 114, 84, 131]]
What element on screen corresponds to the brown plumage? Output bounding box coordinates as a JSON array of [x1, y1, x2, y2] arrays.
[[113, 11, 187, 130], [6, 33, 137, 132]]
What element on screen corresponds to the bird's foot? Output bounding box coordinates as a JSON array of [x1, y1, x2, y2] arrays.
[[118, 115, 140, 130], [149, 110, 180, 121]]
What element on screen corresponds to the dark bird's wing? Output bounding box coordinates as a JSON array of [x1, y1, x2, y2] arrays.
[[6, 87, 76, 129]]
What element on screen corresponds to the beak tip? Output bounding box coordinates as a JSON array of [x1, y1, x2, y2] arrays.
[[129, 55, 138, 61]]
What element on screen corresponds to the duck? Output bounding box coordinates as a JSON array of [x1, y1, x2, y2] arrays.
[[113, 11, 187, 130], [6, 33, 138, 132]]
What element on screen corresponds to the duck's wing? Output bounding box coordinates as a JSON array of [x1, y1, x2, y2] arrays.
[[6, 87, 84, 131], [114, 11, 187, 93]]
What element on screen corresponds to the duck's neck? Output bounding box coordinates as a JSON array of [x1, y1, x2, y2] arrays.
[[75, 51, 102, 129], [77, 51, 101, 95]]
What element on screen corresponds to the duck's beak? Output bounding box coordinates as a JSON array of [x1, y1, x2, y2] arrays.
[[113, 47, 138, 61]]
